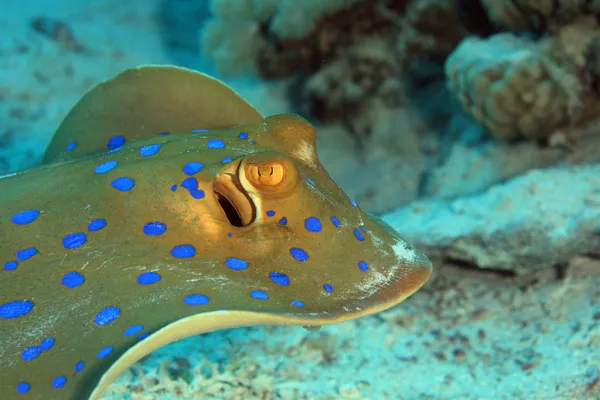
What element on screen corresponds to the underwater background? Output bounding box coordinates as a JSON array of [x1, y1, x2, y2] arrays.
[[0, 0, 599, 399]]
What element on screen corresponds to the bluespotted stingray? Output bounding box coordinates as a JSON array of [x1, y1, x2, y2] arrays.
[[0, 65, 432, 399]]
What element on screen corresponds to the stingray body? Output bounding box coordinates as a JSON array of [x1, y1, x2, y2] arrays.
[[0, 66, 432, 399]]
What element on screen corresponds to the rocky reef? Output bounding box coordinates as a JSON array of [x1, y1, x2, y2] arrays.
[[202, 0, 600, 215]]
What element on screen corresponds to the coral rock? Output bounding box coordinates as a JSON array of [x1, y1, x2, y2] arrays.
[[202, 0, 465, 126], [446, 33, 570, 140], [385, 163, 600, 274], [445, 18, 600, 140]]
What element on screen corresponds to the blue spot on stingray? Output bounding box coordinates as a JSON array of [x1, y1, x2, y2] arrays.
[[323, 284, 333, 293], [16, 247, 37, 261], [183, 294, 209, 306], [291, 300, 304, 307], [111, 176, 135, 191], [266, 210, 275, 217], [250, 290, 269, 300], [278, 217, 287, 225], [170, 184, 177, 192], [11, 209, 39, 225], [171, 244, 196, 258], [139, 143, 161, 157], [3, 260, 18, 271], [62, 232, 87, 249], [305, 177, 315, 186], [74, 361, 85, 373], [21, 346, 41, 361], [88, 218, 107, 231], [159, 131, 170, 135], [106, 135, 126, 149], [221, 157, 232, 163], [94, 306, 120, 326], [290, 248, 309, 262], [269, 272, 290, 286], [250, 140, 257, 145], [182, 162, 204, 175], [227, 232, 232, 238], [137, 271, 161, 285], [143, 221, 166, 236], [51, 376, 66, 389], [224, 257, 247, 271], [192, 129, 210, 133], [39, 337, 55, 351], [96, 346, 113, 359], [123, 325, 143, 336], [66, 141, 77, 152], [238, 132, 248, 139], [0, 300, 34, 319], [94, 160, 118, 174], [190, 189, 205, 199], [350, 198, 358, 208], [137, 332, 150, 340], [206, 139, 225, 149], [330, 216, 341, 227], [360, 226, 367, 232], [353, 228, 365, 241], [181, 177, 198, 190], [16, 382, 30, 394], [358, 260, 369, 271], [61, 271, 85, 288], [304, 216, 322, 232]]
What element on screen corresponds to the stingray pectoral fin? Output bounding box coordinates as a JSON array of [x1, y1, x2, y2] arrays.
[[88, 311, 311, 399], [43, 65, 264, 163]]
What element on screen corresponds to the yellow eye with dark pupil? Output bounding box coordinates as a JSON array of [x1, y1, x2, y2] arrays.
[[257, 165, 274, 177], [247, 163, 285, 187]]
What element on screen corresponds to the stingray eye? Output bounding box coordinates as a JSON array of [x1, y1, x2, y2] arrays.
[[241, 155, 300, 197], [246, 162, 286, 187]]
